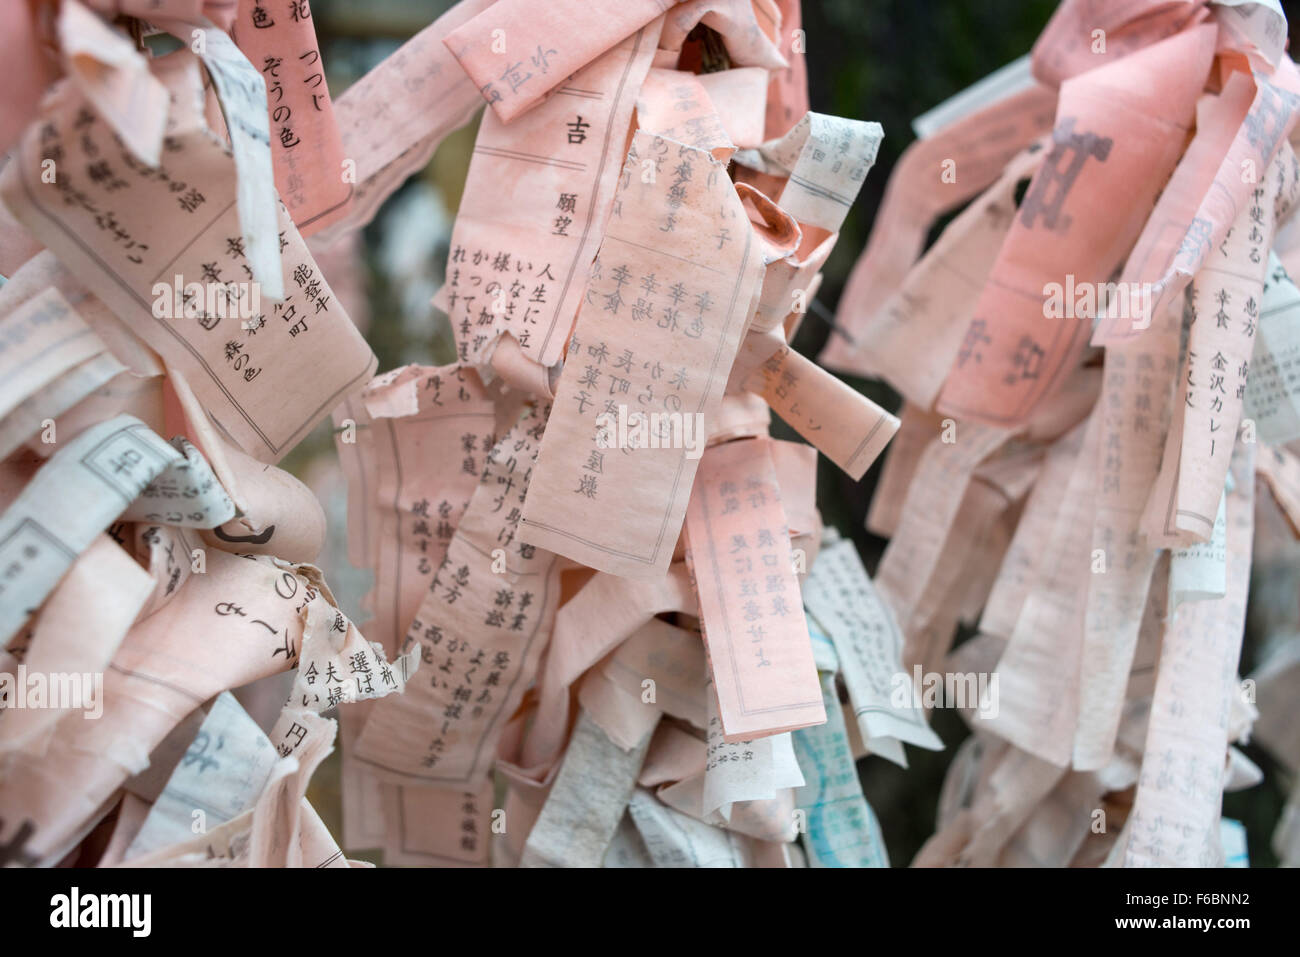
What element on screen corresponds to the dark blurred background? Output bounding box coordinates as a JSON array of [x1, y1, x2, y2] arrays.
[[294, 0, 1298, 866]]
